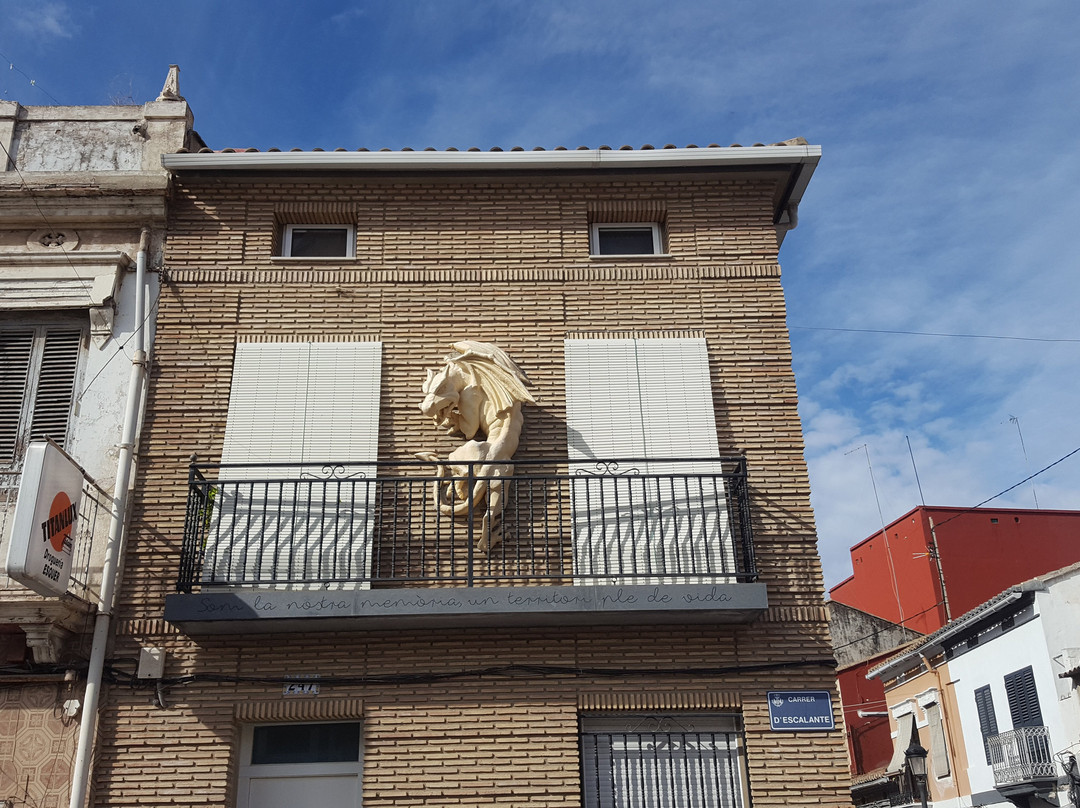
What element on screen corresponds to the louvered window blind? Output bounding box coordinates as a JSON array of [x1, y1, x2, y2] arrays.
[[1004, 666, 1043, 728], [0, 325, 82, 470], [203, 341, 382, 588], [925, 701, 950, 777], [974, 685, 998, 765], [564, 338, 734, 584]]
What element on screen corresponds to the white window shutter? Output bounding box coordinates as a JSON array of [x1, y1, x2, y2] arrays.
[[221, 341, 382, 466], [208, 341, 382, 589], [565, 338, 732, 584]]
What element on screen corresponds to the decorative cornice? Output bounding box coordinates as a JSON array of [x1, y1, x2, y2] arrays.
[[234, 698, 364, 723], [579, 690, 741, 711], [163, 263, 781, 285]]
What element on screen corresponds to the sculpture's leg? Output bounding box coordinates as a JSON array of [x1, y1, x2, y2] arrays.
[[479, 477, 505, 554]]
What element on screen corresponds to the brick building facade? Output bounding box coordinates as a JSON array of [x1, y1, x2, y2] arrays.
[[89, 143, 852, 806]]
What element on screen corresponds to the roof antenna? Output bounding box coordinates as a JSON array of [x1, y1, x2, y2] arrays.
[[846, 443, 905, 624], [1008, 415, 1040, 508], [906, 435, 926, 507]]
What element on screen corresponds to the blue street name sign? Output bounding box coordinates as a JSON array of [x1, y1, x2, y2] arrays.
[[767, 691, 835, 731]]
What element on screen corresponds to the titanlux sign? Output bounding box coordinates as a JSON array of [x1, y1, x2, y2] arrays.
[[5, 441, 85, 596]]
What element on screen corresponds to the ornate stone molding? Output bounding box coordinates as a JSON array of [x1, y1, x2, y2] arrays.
[[0, 250, 133, 344], [21, 623, 75, 665]]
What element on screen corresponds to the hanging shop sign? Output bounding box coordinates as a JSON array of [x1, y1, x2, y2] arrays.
[[767, 691, 835, 731], [5, 440, 85, 597]]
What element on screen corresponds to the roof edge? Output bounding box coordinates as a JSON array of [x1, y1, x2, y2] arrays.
[[161, 144, 821, 174]]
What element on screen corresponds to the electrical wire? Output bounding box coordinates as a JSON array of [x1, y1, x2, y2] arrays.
[[930, 445, 1080, 531], [0, 51, 64, 104], [104, 658, 838, 690], [791, 325, 1080, 344], [0, 138, 97, 307]]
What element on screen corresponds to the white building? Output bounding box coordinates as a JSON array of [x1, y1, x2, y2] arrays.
[[869, 563, 1080, 808]]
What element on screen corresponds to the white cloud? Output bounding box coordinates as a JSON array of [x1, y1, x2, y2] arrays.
[[1, 0, 75, 40]]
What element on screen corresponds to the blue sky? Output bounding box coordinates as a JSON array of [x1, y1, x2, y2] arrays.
[[4, 0, 1078, 591]]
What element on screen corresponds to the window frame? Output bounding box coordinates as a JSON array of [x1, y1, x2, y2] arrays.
[[281, 224, 356, 259], [237, 721, 363, 808], [0, 317, 86, 473], [589, 222, 664, 256]]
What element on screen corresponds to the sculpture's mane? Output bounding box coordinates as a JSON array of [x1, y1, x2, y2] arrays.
[[445, 341, 535, 419]]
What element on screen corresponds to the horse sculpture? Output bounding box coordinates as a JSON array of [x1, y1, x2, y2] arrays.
[[416, 341, 535, 553]]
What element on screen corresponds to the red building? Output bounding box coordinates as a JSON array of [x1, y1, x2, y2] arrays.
[[830, 506, 1080, 635], [829, 506, 1080, 788]]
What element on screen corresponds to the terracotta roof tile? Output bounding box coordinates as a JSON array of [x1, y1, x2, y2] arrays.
[[180, 139, 808, 155]]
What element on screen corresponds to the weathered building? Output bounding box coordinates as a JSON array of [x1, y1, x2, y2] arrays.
[[91, 136, 850, 806], [0, 69, 195, 808]]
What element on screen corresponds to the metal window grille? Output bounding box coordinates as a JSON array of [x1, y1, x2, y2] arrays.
[[580, 715, 746, 808]]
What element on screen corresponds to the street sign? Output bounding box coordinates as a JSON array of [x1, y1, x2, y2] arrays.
[[767, 691, 835, 731]]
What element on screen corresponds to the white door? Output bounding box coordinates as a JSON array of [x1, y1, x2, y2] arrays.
[[237, 722, 362, 808]]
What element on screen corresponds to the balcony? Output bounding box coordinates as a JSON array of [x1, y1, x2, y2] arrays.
[[164, 457, 767, 634], [988, 726, 1057, 799]]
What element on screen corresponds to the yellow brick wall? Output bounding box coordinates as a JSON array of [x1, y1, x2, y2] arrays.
[[95, 172, 852, 807]]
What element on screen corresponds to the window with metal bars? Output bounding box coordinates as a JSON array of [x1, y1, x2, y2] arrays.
[[580, 714, 748, 808], [0, 322, 84, 471]]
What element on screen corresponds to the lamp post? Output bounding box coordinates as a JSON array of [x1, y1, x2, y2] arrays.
[[905, 739, 929, 808]]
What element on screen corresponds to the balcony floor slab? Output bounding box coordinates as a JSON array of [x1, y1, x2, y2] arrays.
[[164, 582, 768, 635]]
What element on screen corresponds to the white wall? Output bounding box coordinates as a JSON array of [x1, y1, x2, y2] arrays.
[[947, 590, 1078, 804]]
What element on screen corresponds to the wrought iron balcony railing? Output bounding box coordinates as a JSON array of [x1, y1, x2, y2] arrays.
[[177, 457, 757, 592], [989, 726, 1056, 790]]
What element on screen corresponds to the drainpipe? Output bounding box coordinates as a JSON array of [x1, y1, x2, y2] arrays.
[[927, 517, 951, 622], [68, 227, 151, 808]]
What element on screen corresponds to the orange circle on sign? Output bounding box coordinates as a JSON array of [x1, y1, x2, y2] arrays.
[[48, 492, 73, 553]]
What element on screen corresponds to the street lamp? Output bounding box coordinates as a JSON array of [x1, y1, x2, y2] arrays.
[[905, 739, 929, 808]]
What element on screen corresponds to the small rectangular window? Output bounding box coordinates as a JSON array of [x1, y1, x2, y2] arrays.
[[251, 722, 361, 765], [282, 225, 355, 258], [590, 223, 662, 256]]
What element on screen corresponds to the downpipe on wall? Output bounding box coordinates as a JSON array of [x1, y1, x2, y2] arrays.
[[68, 227, 151, 808]]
